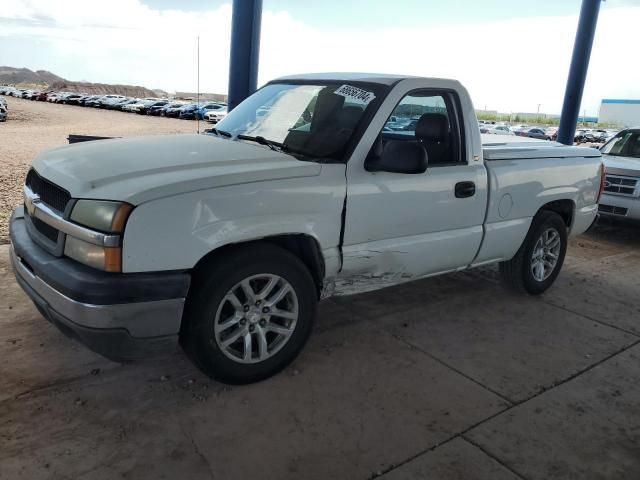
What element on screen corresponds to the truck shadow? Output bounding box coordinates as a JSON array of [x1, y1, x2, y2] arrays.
[[586, 217, 640, 249]]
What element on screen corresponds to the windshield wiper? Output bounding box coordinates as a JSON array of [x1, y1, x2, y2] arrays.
[[233, 134, 319, 162], [236, 134, 284, 152], [206, 127, 232, 138]]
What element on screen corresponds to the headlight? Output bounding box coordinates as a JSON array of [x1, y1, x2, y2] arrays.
[[64, 200, 133, 272], [70, 200, 132, 233]]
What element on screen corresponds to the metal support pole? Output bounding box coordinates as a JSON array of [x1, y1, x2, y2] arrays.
[[227, 0, 262, 112], [557, 0, 601, 145]]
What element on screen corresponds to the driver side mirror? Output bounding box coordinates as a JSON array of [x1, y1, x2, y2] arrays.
[[365, 136, 428, 174]]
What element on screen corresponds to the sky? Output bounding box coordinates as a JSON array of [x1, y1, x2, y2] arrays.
[[1, 0, 639, 115]]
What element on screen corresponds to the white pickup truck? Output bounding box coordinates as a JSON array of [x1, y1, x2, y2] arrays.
[[597, 127, 640, 220], [10, 73, 603, 383]]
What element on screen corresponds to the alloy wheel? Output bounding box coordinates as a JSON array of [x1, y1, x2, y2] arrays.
[[530, 228, 561, 282], [213, 274, 298, 364]]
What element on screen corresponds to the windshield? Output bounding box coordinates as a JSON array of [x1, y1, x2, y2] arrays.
[[601, 131, 640, 158], [216, 82, 386, 162]]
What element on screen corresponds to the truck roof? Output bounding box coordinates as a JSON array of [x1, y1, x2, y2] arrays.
[[273, 72, 452, 86]]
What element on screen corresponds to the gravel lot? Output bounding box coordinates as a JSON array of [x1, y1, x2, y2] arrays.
[[0, 97, 195, 242]]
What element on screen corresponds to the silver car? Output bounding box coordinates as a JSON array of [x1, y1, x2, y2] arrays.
[[599, 128, 640, 220]]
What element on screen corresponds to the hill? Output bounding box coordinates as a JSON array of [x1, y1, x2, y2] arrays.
[[0, 66, 65, 86], [0, 66, 164, 98], [50, 80, 160, 98]]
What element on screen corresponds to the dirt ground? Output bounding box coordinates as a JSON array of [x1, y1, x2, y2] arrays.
[[0, 97, 195, 242], [1, 98, 640, 479]]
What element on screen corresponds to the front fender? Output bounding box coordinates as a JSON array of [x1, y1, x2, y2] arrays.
[[122, 166, 346, 273]]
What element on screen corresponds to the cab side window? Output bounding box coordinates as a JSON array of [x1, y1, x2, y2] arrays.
[[380, 91, 464, 166]]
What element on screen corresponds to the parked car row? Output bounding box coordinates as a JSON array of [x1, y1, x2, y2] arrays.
[[0, 86, 228, 123], [514, 126, 553, 140], [477, 122, 555, 140], [480, 124, 516, 136], [476, 120, 620, 144], [573, 128, 615, 144]]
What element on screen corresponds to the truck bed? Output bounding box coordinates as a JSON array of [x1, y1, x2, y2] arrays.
[[481, 134, 601, 161], [472, 135, 602, 267]]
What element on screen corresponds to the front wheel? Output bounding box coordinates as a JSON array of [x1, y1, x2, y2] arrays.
[[181, 243, 317, 384], [499, 211, 567, 295]]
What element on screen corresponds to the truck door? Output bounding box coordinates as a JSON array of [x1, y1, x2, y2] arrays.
[[339, 89, 487, 289]]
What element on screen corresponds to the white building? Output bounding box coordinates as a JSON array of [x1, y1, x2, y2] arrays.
[[599, 99, 640, 127]]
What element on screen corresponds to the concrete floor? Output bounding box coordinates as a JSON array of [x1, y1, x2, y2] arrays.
[[1, 220, 639, 480]]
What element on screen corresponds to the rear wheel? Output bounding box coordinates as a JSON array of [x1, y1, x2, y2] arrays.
[[181, 243, 317, 384], [499, 211, 567, 295]]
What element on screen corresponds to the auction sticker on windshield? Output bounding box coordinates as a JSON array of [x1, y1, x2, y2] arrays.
[[334, 85, 376, 105]]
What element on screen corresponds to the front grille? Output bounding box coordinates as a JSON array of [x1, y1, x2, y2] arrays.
[[604, 174, 638, 197], [25, 169, 71, 212], [31, 216, 59, 241], [599, 204, 628, 216]]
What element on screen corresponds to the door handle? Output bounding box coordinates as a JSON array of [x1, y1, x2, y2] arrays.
[[455, 181, 476, 198]]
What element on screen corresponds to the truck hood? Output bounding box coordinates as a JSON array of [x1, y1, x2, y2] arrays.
[[602, 154, 640, 177], [31, 134, 322, 204]]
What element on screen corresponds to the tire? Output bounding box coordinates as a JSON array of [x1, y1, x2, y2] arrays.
[[499, 210, 567, 295], [181, 243, 317, 384]]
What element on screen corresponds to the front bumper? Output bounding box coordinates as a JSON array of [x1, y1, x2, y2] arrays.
[[598, 193, 640, 221], [10, 208, 191, 360]]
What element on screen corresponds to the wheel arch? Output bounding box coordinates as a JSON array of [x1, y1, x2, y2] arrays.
[[191, 234, 326, 296], [538, 199, 575, 228]]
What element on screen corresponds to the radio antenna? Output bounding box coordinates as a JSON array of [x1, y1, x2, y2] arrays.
[[197, 35, 200, 134]]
